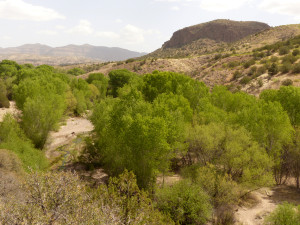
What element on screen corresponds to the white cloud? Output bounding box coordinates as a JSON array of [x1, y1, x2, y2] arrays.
[[0, 35, 11, 40], [0, 0, 65, 21], [171, 6, 180, 10], [67, 20, 94, 35], [121, 24, 145, 44], [96, 31, 119, 39], [55, 25, 65, 30], [199, 0, 251, 12], [259, 0, 300, 20], [115, 19, 123, 23], [37, 30, 57, 35]]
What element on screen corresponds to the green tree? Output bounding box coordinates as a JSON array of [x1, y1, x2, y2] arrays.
[[22, 94, 65, 148], [155, 180, 212, 225], [0, 79, 10, 108]]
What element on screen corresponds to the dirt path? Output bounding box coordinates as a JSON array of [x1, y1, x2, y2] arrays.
[[45, 117, 94, 159], [235, 189, 276, 225], [0, 101, 19, 122], [235, 185, 300, 225]]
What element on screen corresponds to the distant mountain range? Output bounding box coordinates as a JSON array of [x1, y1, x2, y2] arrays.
[[0, 44, 146, 65]]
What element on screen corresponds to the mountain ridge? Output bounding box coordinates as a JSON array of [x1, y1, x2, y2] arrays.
[[0, 44, 146, 63]]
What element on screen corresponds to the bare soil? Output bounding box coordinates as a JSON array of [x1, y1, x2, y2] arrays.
[[45, 117, 94, 159], [235, 185, 300, 225], [0, 102, 19, 122]]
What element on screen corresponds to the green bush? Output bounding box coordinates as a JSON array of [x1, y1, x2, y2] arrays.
[[282, 54, 297, 64], [256, 65, 267, 76], [240, 76, 251, 84], [292, 63, 300, 73], [282, 79, 293, 86], [155, 180, 212, 225], [280, 62, 292, 74], [0, 114, 48, 171], [265, 203, 300, 225], [0, 80, 10, 108], [67, 67, 85, 76], [233, 70, 242, 80], [268, 63, 279, 76], [292, 49, 300, 56], [279, 46, 290, 55], [270, 56, 279, 62], [243, 59, 256, 69]]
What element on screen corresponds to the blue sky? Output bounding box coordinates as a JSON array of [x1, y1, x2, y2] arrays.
[[0, 0, 299, 52]]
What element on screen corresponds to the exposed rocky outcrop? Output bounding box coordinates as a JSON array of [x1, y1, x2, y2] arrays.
[[163, 19, 270, 49]]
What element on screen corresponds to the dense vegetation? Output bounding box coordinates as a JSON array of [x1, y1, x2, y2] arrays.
[[0, 60, 299, 224]]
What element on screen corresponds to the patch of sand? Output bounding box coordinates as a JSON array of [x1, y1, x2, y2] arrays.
[[0, 102, 19, 122], [235, 185, 300, 225], [45, 117, 94, 158]]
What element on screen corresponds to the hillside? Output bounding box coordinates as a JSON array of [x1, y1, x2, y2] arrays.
[[0, 44, 146, 65], [78, 22, 300, 95], [163, 19, 270, 49]]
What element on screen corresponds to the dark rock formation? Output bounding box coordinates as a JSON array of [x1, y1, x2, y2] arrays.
[[163, 19, 270, 49]]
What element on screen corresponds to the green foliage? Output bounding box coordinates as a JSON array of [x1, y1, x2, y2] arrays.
[[108, 69, 136, 97], [292, 49, 300, 56], [22, 94, 65, 148], [240, 76, 251, 84], [292, 63, 300, 73], [282, 79, 293, 86], [0, 79, 10, 108], [265, 203, 300, 225], [67, 67, 85, 76], [282, 54, 297, 64], [103, 170, 173, 224], [268, 63, 279, 76], [86, 73, 108, 98], [181, 165, 240, 207], [260, 86, 300, 127], [155, 180, 212, 225], [279, 46, 290, 55], [186, 123, 273, 187], [0, 114, 48, 171], [91, 87, 187, 189], [280, 62, 292, 74], [243, 59, 256, 69], [142, 71, 209, 109], [234, 100, 293, 159]]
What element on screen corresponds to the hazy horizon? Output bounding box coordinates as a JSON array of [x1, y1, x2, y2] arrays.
[[0, 0, 299, 52]]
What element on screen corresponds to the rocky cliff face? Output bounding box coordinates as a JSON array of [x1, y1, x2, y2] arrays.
[[163, 19, 270, 49]]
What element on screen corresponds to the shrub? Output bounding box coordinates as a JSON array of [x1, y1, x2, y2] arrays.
[[0, 114, 48, 171], [268, 63, 279, 76], [248, 66, 257, 76], [279, 46, 290, 55], [282, 79, 293, 86], [292, 49, 300, 56], [270, 56, 279, 62], [264, 203, 300, 225], [292, 63, 300, 73], [233, 70, 242, 80], [227, 61, 240, 68], [280, 62, 292, 74], [125, 58, 135, 63], [282, 54, 297, 64], [258, 79, 263, 87], [155, 180, 212, 225], [0, 80, 9, 108], [67, 67, 85, 76], [243, 59, 256, 69], [256, 65, 267, 76], [240, 76, 251, 84]]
